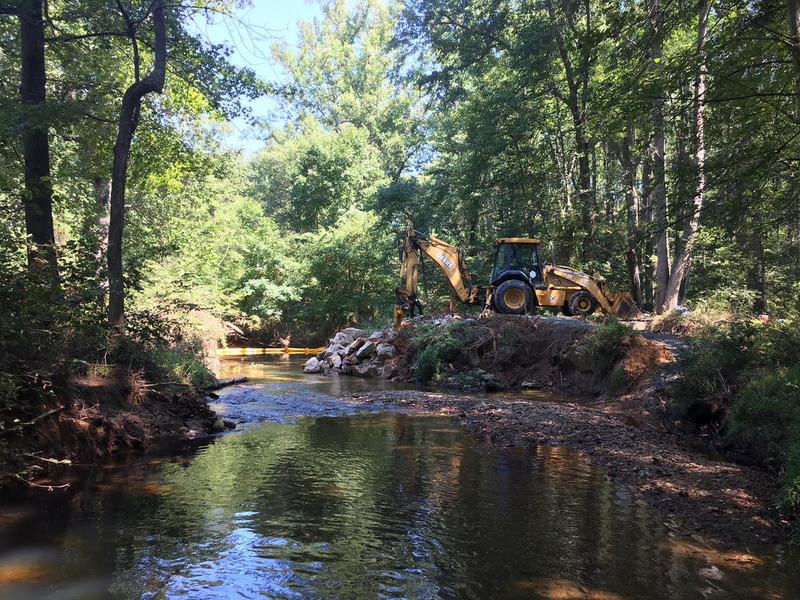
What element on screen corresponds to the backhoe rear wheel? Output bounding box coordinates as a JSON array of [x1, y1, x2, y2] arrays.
[[494, 280, 530, 315], [568, 291, 597, 317]]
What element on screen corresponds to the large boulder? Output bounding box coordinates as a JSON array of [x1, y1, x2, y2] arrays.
[[353, 361, 383, 378], [329, 353, 342, 369], [344, 337, 366, 356], [355, 340, 377, 360], [341, 327, 366, 339], [376, 342, 396, 360], [381, 362, 399, 379], [303, 357, 322, 373]]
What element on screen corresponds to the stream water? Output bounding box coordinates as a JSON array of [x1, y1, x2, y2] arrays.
[[0, 356, 798, 599]]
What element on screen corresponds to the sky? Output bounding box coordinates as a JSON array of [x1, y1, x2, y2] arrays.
[[189, 0, 323, 156]]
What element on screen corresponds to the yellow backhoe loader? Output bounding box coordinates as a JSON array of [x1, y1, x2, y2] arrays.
[[394, 229, 641, 327]]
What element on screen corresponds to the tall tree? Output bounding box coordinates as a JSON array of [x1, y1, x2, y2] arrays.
[[788, 0, 800, 119], [544, 0, 595, 247], [1, 0, 56, 275], [108, 0, 167, 334], [661, 0, 710, 312]]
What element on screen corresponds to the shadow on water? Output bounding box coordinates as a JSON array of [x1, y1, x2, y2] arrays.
[[1, 356, 798, 599]]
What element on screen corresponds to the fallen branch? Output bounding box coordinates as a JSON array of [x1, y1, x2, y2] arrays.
[[143, 381, 191, 388], [0, 407, 63, 438], [204, 376, 248, 391], [23, 453, 72, 465], [14, 474, 70, 491]]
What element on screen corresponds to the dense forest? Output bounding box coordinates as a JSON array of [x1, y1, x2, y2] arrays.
[[1, 0, 800, 491]]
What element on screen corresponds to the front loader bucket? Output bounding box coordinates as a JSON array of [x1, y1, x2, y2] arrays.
[[610, 293, 643, 320]]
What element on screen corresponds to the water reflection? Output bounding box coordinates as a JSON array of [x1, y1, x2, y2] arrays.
[[215, 355, 410, 395], [0, 360, 798, 599]]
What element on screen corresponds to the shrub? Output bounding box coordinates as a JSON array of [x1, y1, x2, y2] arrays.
[[669, 324, 753, 406], [730, 364, 800, 507], [407, 322, 461, 383], [406, 320, 489, 383], [694, 286, 759, 317], [566, 319, 638, 377]]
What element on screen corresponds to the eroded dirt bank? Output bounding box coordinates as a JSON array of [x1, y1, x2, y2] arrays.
[[0, 368, 222, 491], [344, 388, 788, 547]]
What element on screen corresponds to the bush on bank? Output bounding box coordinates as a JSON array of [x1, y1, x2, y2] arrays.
[[667, 320, 800, 508], [0, 242, 220, 424]]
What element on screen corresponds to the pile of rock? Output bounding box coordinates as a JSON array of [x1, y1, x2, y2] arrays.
[[303, 327, 401, 379]]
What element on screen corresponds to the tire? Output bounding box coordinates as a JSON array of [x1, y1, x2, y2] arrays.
[[561, 302, 573, 316], [568, 291, 597, 317], [494, 280, 530, 315]]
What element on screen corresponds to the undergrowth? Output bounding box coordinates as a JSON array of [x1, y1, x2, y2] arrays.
[[406, 320, 490, 383], [404, 316, 646, 391], [567, 319, 639, 377], [668, 320, 800, 509]]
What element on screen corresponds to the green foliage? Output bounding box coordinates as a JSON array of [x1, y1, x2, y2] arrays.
[[406, 320, 489, 383], [114, 309, 221, 389], [730, 365, 800, 508], [407, 321, 460, 383], [667, 320, 800, 508], [567, 319, 638, 377], [288, 208, 396, 340], [693, 287, 760, 317]]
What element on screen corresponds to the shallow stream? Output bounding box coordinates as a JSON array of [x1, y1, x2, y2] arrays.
[[0, 356, 798, 599]]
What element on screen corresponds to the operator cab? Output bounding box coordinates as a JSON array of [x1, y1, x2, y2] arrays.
[[490, 238, 545, 288]]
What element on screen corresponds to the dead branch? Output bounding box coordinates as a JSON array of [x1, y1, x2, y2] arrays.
[[0, 407, 63, 438], [15, 475, 70, 491], [23, 453, 72, 465]]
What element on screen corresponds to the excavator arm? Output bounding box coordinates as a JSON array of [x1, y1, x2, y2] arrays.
[[394, 230, 489, 327]]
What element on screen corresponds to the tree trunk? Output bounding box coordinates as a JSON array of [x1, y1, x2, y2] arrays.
[[621, 123, 643, 307], [545, 0, 594, 252], [788, 0, 800, 120], [94, 176, 111, 289], [751, 210, 768, 314], [649, 0, 670, 312], [641, 153, 655, 311], [19, 0, 56, 275], [661, 0, 710, 312], [108, 0, 167, 335]]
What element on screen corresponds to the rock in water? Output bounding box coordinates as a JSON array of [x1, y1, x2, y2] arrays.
[[303, 357, 322, 373]]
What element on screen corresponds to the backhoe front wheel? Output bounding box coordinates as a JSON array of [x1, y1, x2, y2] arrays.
[[494, 280, 531, 315], [568, 291, 597, 317]]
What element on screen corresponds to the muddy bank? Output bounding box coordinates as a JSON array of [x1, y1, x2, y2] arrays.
[[344, 388, 789, 547], [307, 315, 674, 397], [0, 367, 225, 491]]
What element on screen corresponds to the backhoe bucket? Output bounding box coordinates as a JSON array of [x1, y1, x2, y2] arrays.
[[609, 293, 643, 320]]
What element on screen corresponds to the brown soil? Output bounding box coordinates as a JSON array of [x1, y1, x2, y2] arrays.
[[0, 367, 217, 491], [343, 383, 789, 548], [396, 315, 674, 396]]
